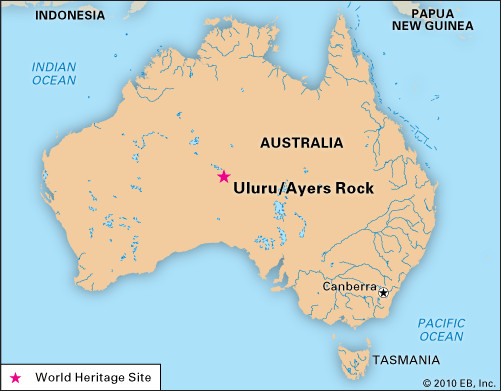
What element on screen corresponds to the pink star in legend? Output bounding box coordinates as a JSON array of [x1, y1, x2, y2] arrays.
[[217, 170, 231, 183], [10, 372, 21, 383]]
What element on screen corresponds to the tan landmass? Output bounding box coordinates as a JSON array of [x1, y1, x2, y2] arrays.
[[1, 1, 72, 7], [392, 1, 420, 17], [44, 0, 70, 5], [1, 1, 32, 6], [123, 1, 147, 20], [42, 15, 436, 328], [78, 4, 99, 13], [204, 17, 220, 26], [338, 345, 370, 380], [392, 1, 431, 20]]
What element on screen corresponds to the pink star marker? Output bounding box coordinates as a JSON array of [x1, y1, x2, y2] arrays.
[[217, 170, 231, 183], [10, 372, 21, 383]]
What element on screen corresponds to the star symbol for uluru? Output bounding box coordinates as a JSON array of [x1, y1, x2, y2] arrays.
[[217, 170, 231, 183]]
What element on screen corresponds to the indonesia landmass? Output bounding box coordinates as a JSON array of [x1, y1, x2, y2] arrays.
[[42, 15, 436, 329]]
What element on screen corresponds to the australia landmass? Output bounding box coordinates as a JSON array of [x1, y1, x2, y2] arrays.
[[42, 15, 436, 329]]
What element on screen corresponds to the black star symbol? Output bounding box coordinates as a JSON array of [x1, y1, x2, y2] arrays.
[[378, 287, 389, 298]]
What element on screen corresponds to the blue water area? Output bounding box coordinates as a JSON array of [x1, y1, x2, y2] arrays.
[[1, 1, 499, 390], [254, 235, 274, 250], [294, 212, 307, 238], [277, 226, 287, 246], [273, 200, 286, 220]]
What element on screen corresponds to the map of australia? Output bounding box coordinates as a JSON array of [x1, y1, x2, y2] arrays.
[[42, 15, 436, 329]]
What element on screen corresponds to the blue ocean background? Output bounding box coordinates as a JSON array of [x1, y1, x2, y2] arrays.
[[1, 1, 499, 389]]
